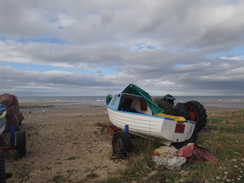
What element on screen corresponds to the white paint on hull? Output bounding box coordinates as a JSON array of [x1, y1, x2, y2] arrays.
[[107, 108, 195, 145]]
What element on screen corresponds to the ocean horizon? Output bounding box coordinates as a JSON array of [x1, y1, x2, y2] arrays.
[[18, 95, 244, 109]]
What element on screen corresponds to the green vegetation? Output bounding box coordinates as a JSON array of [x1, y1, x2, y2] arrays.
[[65, 156, 80, 160], [52, 175, 66, 183], [106, 110, 244, 183], [96, 177, 121, 183], [86, 173, 99, 179], [51, 170, 75, 182]]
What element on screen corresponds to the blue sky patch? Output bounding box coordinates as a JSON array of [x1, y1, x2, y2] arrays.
[[18, 36, 68, 44], [99, 65, 119, 75], [207, 45, 244, 58], [0, 36, 7, 41], [123, 42, 157, 51]]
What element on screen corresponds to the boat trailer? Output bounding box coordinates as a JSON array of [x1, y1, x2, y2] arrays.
[[97, 122, 121, 134], [97, 122, 217, 163]]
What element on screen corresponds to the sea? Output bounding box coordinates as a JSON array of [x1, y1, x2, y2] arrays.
[[18, 96, 244, 109]]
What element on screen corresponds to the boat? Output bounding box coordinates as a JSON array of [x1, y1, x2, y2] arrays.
[[0, 104, 7, 134], [106, 84, 196, 146]]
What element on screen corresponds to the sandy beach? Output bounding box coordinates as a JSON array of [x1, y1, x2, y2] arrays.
[[4, 102, 244, 183], [5, 105, 127, 183]]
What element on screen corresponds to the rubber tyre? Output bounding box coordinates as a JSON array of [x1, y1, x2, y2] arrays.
[[112, 131, 131, 158], [0, 150, 5, 183], [184, 101, 207, 132], [156, 99, 175, 115], [174, 103, 187, 118], [16, 130, 26, 157]]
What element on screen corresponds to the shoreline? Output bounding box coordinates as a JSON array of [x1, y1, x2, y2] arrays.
[[202, 102, 244, 112], [19, 101, 244, 113]]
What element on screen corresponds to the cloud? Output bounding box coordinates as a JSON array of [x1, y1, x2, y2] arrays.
[[0, 0, 244, 96]]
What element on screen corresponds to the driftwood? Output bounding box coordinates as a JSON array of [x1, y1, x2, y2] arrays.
[[0, 93, 24, 131]]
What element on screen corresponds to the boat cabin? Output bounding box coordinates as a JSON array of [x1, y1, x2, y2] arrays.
[[110, 93, 153, 115]]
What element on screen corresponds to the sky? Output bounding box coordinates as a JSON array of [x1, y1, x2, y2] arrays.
[[0, 0, 244, 96]]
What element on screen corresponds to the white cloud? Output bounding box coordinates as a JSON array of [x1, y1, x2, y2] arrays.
[[0, 0, 244, 96]]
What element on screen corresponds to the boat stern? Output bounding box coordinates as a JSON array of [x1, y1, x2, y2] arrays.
[[160, 119, 196, 144]]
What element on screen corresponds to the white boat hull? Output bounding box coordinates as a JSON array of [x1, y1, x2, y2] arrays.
[[107, 108, 195, 145]]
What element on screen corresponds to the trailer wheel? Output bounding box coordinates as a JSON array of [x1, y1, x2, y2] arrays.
[[185, 101, 207, 132], [16, 130, 26, 157], [112, 131, 131, 158], [0, 150, 5, 183]]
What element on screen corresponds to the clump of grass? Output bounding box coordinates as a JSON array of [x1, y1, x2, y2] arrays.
[[39, 166, 51, 171], [100, 127, 106, 133], [10, 163, 33, 179], [66, 156, 79, 160], [97, 177, 121, 183], [86, 173, 99, 179], [121, 137, 161, 182], [52, 175, 66, 183], [54, 162, 62, 165]]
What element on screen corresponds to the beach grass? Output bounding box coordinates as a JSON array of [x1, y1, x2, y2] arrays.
[[108, 109, 244, 183]]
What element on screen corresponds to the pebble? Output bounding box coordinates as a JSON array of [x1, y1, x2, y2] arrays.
[[222, 175, 227, 180]]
